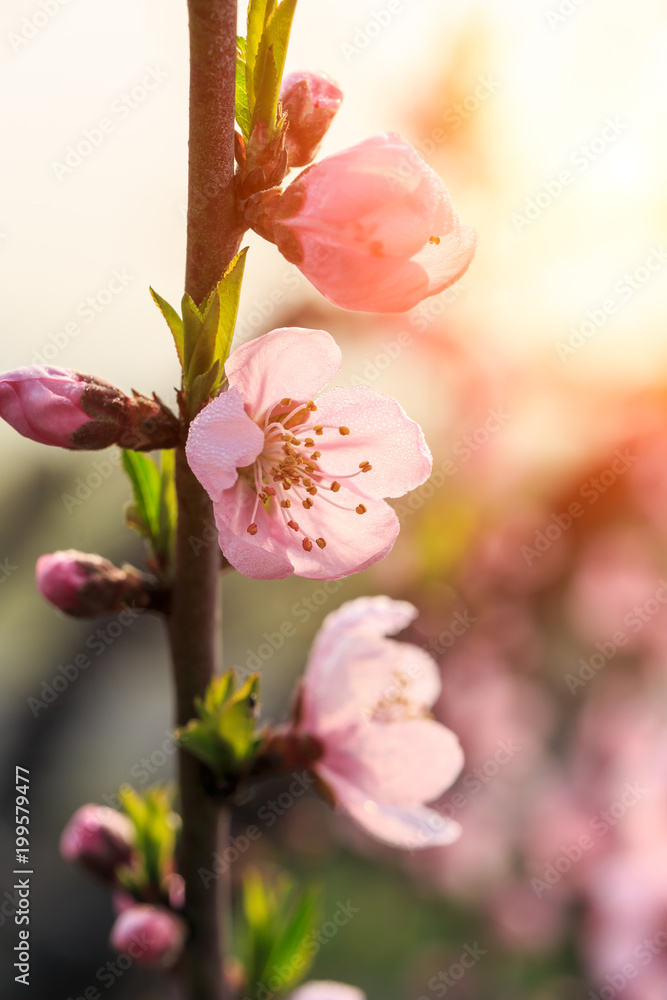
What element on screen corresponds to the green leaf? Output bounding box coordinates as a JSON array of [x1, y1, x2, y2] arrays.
[[122, 450, 161, 542], [236, 38, 252, 141], [181, 292, 204, 375], [123, 450, 177, 574], [117, 786, 179, 897], [176, 670, 262, 777], [246, 0, 277, 102], [238, 869, 321, 996], [261, 885, 320, 992], [150, 287, 185, 367], [187, 360, 221, 419], [187, 289, 220, 386], [216, 248, 248, 367], [252, 0, 298, 133]]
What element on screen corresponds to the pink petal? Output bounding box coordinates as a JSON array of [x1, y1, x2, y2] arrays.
[[186, 388, 264, 503], [286, 484, 399, 580], [226, 328, 342, 420], [311, 386, 432, 498], [213, 477, 294, 580], [411, 217, 478, 298], [288, 983, 365, 1000], [319, 766, 462, 850], [322, 718, 464, 806]]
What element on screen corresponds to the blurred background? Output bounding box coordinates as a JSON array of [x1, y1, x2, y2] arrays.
[[2, 0, 667, 997]]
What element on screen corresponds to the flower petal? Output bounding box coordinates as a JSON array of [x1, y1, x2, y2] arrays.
[[286, 485, 399, 580], [319, 766, 462, 850], [412, 217, 478, 298], [322, 717, 464, 806], [213, 477, 294, 580], [226, 328, 342, 420], [186, 389, 264, 503], [308, 386, 432, 498]]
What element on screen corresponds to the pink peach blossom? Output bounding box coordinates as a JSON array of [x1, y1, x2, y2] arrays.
[[35, 550, 147, 618], [60, 804, 134, 882], [293, 596, 464, 849], [262, 133, 477, 313], [280, 71, 343, 167], [186, 328, 432, 580], [110, 904, 186, 966]]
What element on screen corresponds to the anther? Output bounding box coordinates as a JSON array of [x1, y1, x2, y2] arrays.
[[307, 487, 318, 496], [247, 523, 258, 535], [316, 538, 326, 549], [429, 235, 441, 245], [264, 486, 276, 496], [311, 451, 321, 459], [281, 397, 292, 406], [307, 401, 317, 411], [280, 499, 291, 508], [302, 498, 313, 509], [331, 481, 341, 492], [314, 425, 323, 435], [288, 520, 299, 531], [302, 538, 313, 552], [359, 461, 372, 472], [356, 504, 367, 515], [305, 438, 314, 447], [339, 426, 350, 436]]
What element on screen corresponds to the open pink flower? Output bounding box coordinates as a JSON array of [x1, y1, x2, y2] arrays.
[[186, 328, 431, 580], [292, 596, 464, 849], [262, 133, 477, 313]]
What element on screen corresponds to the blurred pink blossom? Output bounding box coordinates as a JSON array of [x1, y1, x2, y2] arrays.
[[262, 133, 476, 313], [60, 804, 134, 882], [110, 904, 186, 966], [186, 328, 431, 579], [293, 596, 464, 849], [0, 366, 95, 447]]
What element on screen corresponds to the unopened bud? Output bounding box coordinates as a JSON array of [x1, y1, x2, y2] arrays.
[[36, 550, 153, 618], [60, 804, 134, 882], [110, 905, 186, 966], [280, 71, 343, 167], [0, 366, 179, 451]]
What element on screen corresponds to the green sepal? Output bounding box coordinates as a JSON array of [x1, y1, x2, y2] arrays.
[[122, 450, 177, 575], [116, 785, 179, 898], [238, 868, 321, 996], [176, 670, 262, 777], [150, 287, 185, 366]]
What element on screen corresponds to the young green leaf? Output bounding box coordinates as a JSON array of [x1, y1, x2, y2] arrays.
[[236, 38, 252, 140], [122, 450, 161, 542], [246, 0, 277, 102], [117, 785, 179, 897], [252, 0, 298, 133], [150, 288, 185, 367]]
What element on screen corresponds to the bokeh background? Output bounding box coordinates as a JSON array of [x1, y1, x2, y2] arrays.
[[2, 0, 667, 997]]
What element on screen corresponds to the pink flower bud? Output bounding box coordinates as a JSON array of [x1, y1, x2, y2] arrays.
[[0, 366, 179, 450], [60, 804, 134, 881], [36, 550, 152, 618], [280, 71, 343, 167], [110, 905, 186, 967], [262, 132, 477, 313]]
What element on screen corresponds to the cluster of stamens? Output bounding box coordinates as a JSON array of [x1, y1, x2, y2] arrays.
[[245, 396, 373, 553]]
